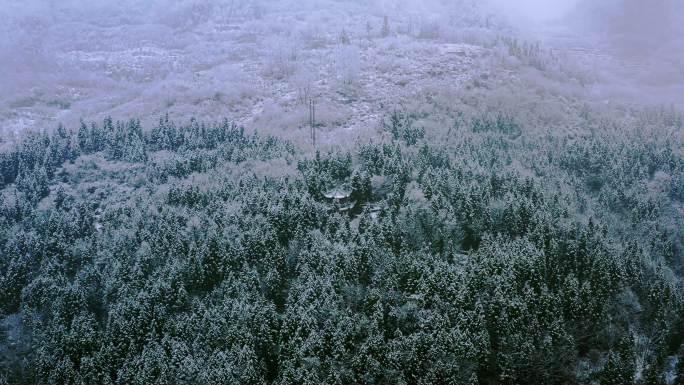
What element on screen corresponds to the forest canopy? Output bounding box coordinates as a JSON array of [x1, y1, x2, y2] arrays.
[[0, 96, 683, 384]]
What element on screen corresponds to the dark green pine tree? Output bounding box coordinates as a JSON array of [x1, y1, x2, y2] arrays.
[[351, 169, 372, 204], [77, 119, 91, 154], [598, 334, 635, 385], [673, 350, 684, 385]]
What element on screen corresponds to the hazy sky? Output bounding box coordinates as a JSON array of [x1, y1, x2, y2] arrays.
[[487, 0, 581, 23]]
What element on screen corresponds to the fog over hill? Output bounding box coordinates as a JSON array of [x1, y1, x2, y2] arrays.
[[1, 0, 682, 138], [492, 0, 684, 106]]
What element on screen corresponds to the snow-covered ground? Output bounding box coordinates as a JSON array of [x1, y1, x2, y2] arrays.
[[0, 2, 497, 146], [0, 0, 681, 144]]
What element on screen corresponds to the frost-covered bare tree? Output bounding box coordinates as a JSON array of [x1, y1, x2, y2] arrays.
[[292, 65, 316, 105], [263, 34, 300, 80], [334, 45, 361, 86]]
